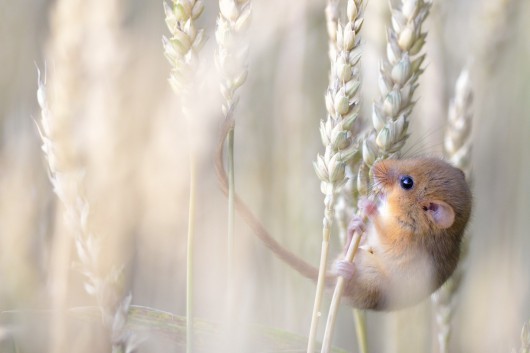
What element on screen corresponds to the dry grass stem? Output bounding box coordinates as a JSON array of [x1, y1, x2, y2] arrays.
[[431, 68, 473, 353]]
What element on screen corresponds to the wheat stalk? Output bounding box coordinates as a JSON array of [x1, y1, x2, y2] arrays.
[[163, 1, 205, 352], [307, 1, 364, 352], [215, 0, 251, 328], [431, 68, 473, 353]]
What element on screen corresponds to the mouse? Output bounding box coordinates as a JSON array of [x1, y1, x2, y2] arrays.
[[334, 158, 472, 310], [216, 125, 472, 310]]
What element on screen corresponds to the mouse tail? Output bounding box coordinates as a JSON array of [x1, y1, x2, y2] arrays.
[[215, 117, 320, 281]]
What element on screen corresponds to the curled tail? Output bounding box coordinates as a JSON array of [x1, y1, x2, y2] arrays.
[[215, 118, 320, 280]]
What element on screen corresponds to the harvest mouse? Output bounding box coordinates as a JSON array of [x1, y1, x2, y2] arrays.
[[216, 127, 472, 310], [334, 158, 472, 310]]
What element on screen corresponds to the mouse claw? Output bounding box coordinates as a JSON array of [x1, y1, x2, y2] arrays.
[[334, 260, 356, 280]]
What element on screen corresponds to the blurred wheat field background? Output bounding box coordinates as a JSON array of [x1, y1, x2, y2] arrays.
[[0, 0, 529, 352]]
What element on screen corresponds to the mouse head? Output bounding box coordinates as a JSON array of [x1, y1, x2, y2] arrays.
[[372, 158, 472, 236]]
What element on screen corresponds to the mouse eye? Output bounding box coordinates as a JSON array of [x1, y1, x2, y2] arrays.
[[400, 175, 414, 190]]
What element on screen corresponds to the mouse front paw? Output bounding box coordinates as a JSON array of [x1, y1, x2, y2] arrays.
[[348, 215, 366, 236], [345, 215, 366, 253], [358, 196, 377, 217], [334, 260, 356, 280]]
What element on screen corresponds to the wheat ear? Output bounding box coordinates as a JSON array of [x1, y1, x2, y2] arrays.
[[357, 0, 432, 194], [431, 68, 473, 353], [40, 1, 136, 351], [37, 71, 138, 353], [307, 1, 364, 352], [41, 1, 87, 350], [163, 1, 206, 352], [84, 2, 138, 350]]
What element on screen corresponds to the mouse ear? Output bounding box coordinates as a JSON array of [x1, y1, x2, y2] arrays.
[[424, 201, 455, 229]]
